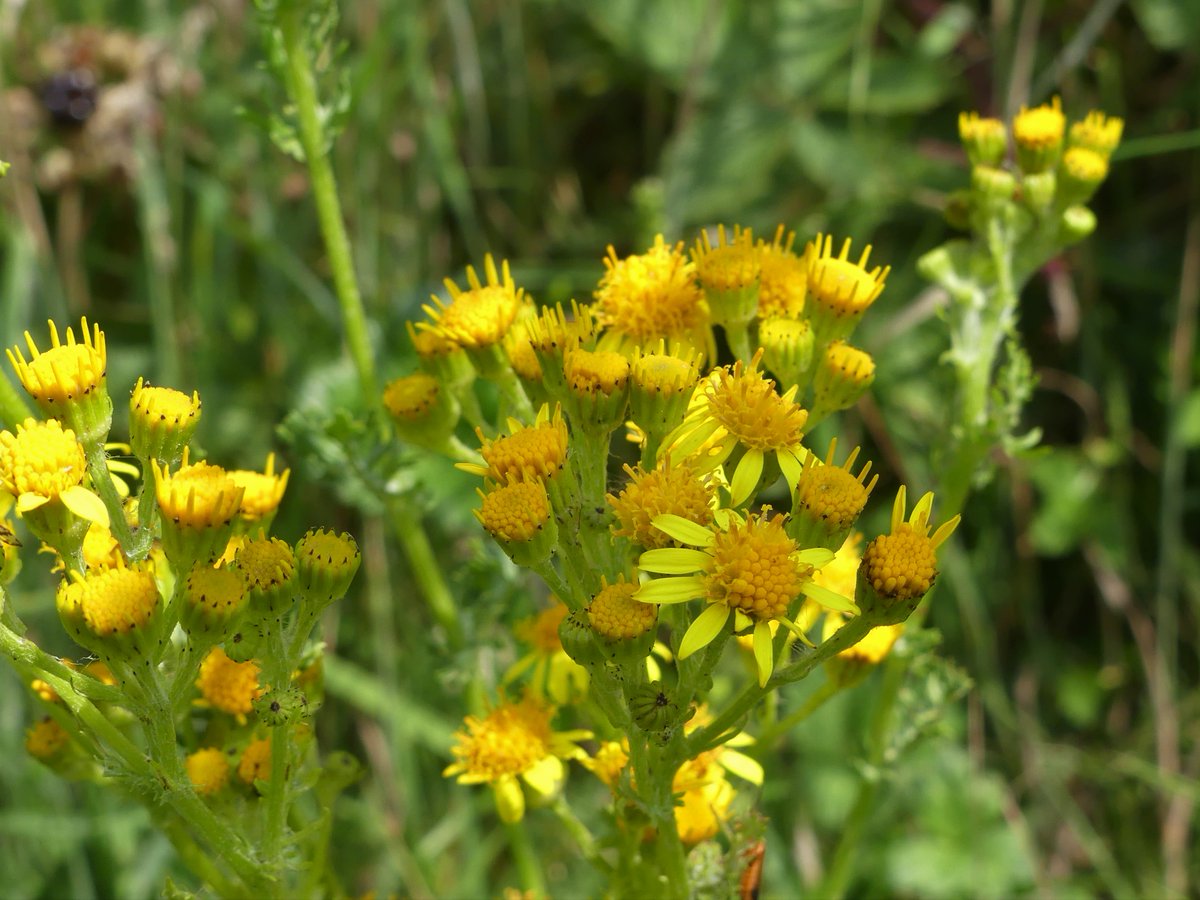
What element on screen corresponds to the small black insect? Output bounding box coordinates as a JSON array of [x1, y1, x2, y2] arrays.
[[41, 68, 98, 128]]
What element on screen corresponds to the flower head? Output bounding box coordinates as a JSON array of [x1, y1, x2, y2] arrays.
[[811, 340, 875, 421], [236, 534, 296, 616], [444, 696, 590, 823], [0, 418, 108, 527], [581, 739, 629, 788], [229, 453, 289, 528], [636, 511, 854, 686], [1013, 96, 1065, 173], [589, 574, 657, 640], [594, 235, 708, 354], [508, 602, 588, 704], [25, 717, 70, 760], [665, 352, 808, 505], [958, 112, 1007, 166], [181, 562, 249, 640], [756, 226, 809, 319], [1069, 110, 1123, 160], [186, 747, 231, 795], [80, 566, 160, 638], [128, 378, 201, 463], [672, 752, 735, 844], [458, 404, 570, 483], [790, 438, 877, 550], [475, 480, 555, 560], [805, 235, 889, 336], [608, 460, 716, 549], [758, 316, 814, 390], [238, 736, 272, 784], [7, 319, 111, 441], [294, 528, 361, 608], [196, 647, 263, 718], [420, 254, 525, 350], [691, 225, 760, 326], [153, 454, 243, 569], [859, 486, 960, 621]]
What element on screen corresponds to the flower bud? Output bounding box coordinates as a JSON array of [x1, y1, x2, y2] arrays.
[[1013, 96, 1064, 175], [758, 317, 814, 393], [7, 319, 112, 445], [383, 372, 461, 450], [958, 112, 1007, 167], [129, 378, 201, 465], [474, 480, 558, 568]]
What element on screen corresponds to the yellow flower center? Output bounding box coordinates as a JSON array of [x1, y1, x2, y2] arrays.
[[448, 700, 553, 782], [517, 604, 567, 653], [703, 514, 804, 620], [410, 325, 460, 358], [477, 481, 551, 543], [130, 380, 201, 430], [822, 340, 875, 384], [705, 362, 808, 451], [25, 718, 70, 759], [862, 523, 937, 600], [155, 461, 243, 530], [228, 455, 289, 521], [795, 464, 870, 533], [238, 737, 272, 784], [631, 353, 698, 397], [1069, 111, 1123, 158], [186, 747, 231, 795], [1062, 146, 1108, 183], [807, 235, 889, 318], [480, 418, 569, 482], [196, 647, 263, 716], [693, 228, 760, 292], [594, 236, 706, 345], [1013, 97, 1065, 150], [295, 528, 360, 577], [563, 348, 629, 396], [236, 535, 295, 591], [589, 577, 656, 640], [185, 565, 247, 619], [0, 418, 86, 500], [958, 112, 1006, 146], [81, 567, 159, 636], [8, 320, 106, 405], [759, 317, 811, 355], [608, 462, 716, 550], [525, 301, 596, 356], [383, 373, 441, 422], [429, 285, 521, 349]]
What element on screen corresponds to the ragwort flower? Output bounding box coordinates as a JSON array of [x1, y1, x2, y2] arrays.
[[444, 696, 591, 823], [636, 511, 855, 686]]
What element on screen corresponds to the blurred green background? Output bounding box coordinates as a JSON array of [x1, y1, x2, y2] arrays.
[[1, 0, 1198, 897]]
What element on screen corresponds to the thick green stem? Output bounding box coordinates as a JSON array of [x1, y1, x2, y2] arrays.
[[505, 820, 548, 897], [388, 501, 463, 649], [277, 5, 378, 408], [83, 441, 137, 556]]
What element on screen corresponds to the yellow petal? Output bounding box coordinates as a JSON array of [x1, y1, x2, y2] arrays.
[[651, 514, 715, 547], [910, 491, 935, 532], [678, 603, 730, 659], [802, 582, 859, 614], [729, 449, 764, 506], [521, 755, 564, 799], [778, 614, 815, 648], [60, 486, 111, 527], [638, 547, 711, 574], [930, 514, 962, 550], [635, 575, 706, 605], [891, 484, 907, 533], [106, 460, 140, 477], [454, 461, 490, 477], [720, 748, 764, 786], [493, 775, 526, 823], [752, 620, 774, 687], [15, 492, 49, 513], [667, 419, 722, 464], [777, 448, 805, 496], [796, 547, 836, 567]]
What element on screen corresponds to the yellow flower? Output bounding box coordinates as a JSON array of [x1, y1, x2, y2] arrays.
[[238, 736, 272, 785], [691, 225, 760, 326], [228, 453, 290, 527], [1068, 110, 1123, 160], [180, 562, 249, 640], [756, 225, 809, 319], [811, 340, 875, 421], [419, 254, 525, 350], [958, 112, 1007, 166], [758, 317, 814, 390], [607, 460, 717, 550], [507, 601, 589, 704], [80, 566, 160, 638], [458, 404, 570, 484], [672, 752, 735, 845], [294, 528, 361, 607], [805, 235, 889, 337], [636, 511, 854, 686], [444, 696, 591, 823], [474, 480, 554, 545], [664, 352, 808, 505], [860, 486, 960, 619], [153, 452, 243, 570], [581, 739, 629, 788], [588, 575, 657, 641], [790, 438, 877, 549], [594, 235, 709, 355], [0, 418, 109, 526], [196, 646, 263, 719], [236, 534, 297, 616], [1013, 96, 1065, 173], [25, 717, 70, 760], [186, 747, 231, 796], [7, 319, 111, 442], [128, 377, 201, 463]]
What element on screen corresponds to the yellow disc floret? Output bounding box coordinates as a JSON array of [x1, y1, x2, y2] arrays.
[[186, 747, 231, 795], [1069, 110, 1123, 159], [594, 236, 707, 349], [420, 254, 524, 349], [806, 234, 890, 321], [154, 457, 243, 530], [862, 524, 938, 602], [184, 564, 248, 620], [7, 319, 106, 407], [704, 513, 805, 621], [0, 418, 87, 502], [476, 480, 551, 543], [25, 717, 70, 759], [383, 373, 442, 422], [80, 567, 159, 637], [692, 224, 760, 292], [444, 697, 555, 784], [563, 348, 629, 396], [228, 454, 290, 523], [473, 407, 569, 483], [238, 736, 272, 784], [589, 575, 657, 640], [196, 647, 263, 717], [1062, 146, 1108, 183], [703, 357, 808, 452], [794, 451, 875, 535], [608, 461, 716, 550], [1013, 96, 1065, 151]]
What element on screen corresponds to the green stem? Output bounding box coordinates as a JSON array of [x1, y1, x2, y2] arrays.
[[505, 819, 548, 897], [388, 501, 463, 649], [157, 813, 241, 898], [83, 441, 137, 556], [551, 796, 609, 873], [262, 724, 292, 880], [724, 321, 755, 363], [277, 5, 378, 408]]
